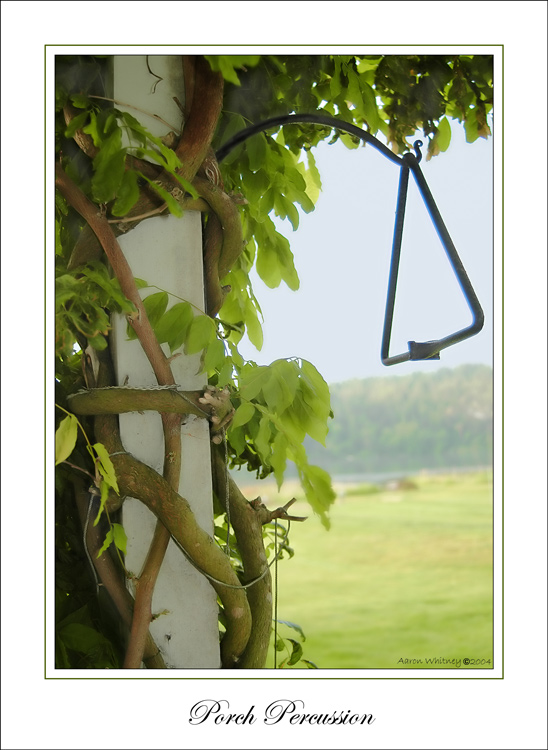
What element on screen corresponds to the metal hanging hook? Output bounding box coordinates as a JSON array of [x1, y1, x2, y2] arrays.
[[216, 114, 485, 366], [413, 139, 423, 163]]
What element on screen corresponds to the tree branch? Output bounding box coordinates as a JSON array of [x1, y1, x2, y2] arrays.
[[104, 434, 253, 666], [68, 387, 211, 418], [211, 448, 273, 669], [175, 57, 224, 179], [193, 176, 244, 316]]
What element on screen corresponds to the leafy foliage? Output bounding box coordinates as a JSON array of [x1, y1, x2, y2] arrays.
[[209, 53, 492, 355], [228, 358, 335, 527], [54, 54, 493, 668], [56, 261, 136, 355]]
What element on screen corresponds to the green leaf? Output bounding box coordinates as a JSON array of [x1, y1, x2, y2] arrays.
[[231, 401, 256, 429], [261, 361, 299, 416], [143, 291, 169, 329], [70, 93, 92, 109], [215, 58, 243, 86], [82, 111, 100, 146], [254, 218, 300, 291], [256, 243, 282, 288], [118, 110, 183, 174], [155, 302, 193, 349], [111, 523, 127, 555], [295, 395, 329, 445], [275, 235, 300, 291], [435, 116, 452, 151], [301, 359, 331, 411], [277, 619, 306, 641], [273, 360, 299, 406], [93, 479, 110, 528], [464, 107, 481, 143], [356, 56, 382, 74], [55, 414, 78, 465], [203, 336, 226, 374], [270, 431, 288, 488], [258, 187, 276, 218], [244, 298, 263, 351], [427, 116, 452, 160], [91, 130, 126, 203], [185, 315, 216, 355], [111, 169, 140, 216], [55, 219, 63, 256], [246, 133, 267, 172], [278, 408, 306, 445], [138, 173, 183, 218], [299, 463, 336, 529], [171, 172, 199, 200], [217, 358, 236, 387], [340, 132, 360, 150], [79, 263, 134, 315], [243, 169, 271, 209], [261, 371, 283, 412], [346, 67, 363, 111], [239, 365, 271, 400], [204, 55, 261, 86], [64, 111, 89, 138], [359, 80, 382, 132], [254, 416, 272, 461], [96, 527, 114, 558], [55, 274, 79, 305], [286, 638, 304, 665], [302, 150, 322, 204], [228, 424, 246, 457], [329, 65, 342, 100], [275, 193, 300, 231], [93, 442, 119, 494], [55, 192, 69, 216], [217, 113, 248, 165]]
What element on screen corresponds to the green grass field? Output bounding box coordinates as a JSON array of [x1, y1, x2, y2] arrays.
[[246, 471, 493, 670]]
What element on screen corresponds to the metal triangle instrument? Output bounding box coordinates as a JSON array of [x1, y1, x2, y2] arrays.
[[381, 141, 484, 365]]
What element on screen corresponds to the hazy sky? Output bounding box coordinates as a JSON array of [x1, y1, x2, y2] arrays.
[[237, 120, 493, 384]]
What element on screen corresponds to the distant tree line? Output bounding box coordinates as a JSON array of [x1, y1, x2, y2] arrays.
[[304, 365, 493, 476]]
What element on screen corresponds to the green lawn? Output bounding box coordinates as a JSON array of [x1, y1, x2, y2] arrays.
[[254, 471, 493, 670]]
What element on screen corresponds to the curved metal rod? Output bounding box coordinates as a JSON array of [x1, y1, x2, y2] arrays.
[[216, 113, 403, 166], [216, 113, 484, 366]]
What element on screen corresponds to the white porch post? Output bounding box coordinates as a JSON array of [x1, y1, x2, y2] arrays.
[[109, 55, 220, 668]]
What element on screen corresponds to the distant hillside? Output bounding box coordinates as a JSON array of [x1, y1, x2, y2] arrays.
[[304, 364, 493, 475]]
